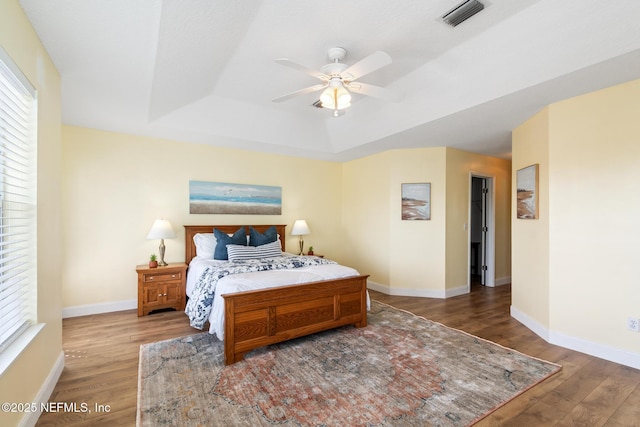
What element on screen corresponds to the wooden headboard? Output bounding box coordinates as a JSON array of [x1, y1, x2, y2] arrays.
[[184, 224, 287, 265]]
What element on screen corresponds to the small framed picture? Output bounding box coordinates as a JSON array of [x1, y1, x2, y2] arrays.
[[516, 164, 539, 219], [401, 183, 431, 220]]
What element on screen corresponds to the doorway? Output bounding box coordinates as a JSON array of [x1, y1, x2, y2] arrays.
[[469, 175, 495, 287]]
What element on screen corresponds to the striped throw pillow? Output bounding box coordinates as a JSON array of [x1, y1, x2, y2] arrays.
[[227, 241, 282, 261], [255, 240, 283, 258]]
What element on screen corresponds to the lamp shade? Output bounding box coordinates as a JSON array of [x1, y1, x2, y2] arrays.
[[291, 220, 310, 236], [146, 219, 176, 240], [320, 80, 351, 110]]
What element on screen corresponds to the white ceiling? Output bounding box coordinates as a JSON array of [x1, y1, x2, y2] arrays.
[[18, 0, 640, 161]]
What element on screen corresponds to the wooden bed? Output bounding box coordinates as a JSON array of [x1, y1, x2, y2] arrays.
[[184, 224, 369, 365]]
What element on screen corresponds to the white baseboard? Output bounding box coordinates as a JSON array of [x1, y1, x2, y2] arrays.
[[367, 280, 463, 299], [549, 331, 640, 371], [62, 299, 137, 318], [495, 276, 511, 286], [368, 277, 510, 298], [481, 276, 511, 287], [510, 305, 550, 341], [511, 305, 640, 371], [19, 351, 65, 427], [445, 285, 468, 298]]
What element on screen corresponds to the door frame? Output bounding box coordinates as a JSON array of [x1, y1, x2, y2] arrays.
[[468, 172, 496, 287]]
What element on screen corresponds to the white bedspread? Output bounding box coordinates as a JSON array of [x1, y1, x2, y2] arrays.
[[186, 254, 369, 340]]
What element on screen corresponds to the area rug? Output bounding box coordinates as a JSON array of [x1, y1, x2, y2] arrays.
[[137, 300, 561, 426]]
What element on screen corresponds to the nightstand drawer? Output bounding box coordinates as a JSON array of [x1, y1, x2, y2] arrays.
[[142, 271, 182, 283]]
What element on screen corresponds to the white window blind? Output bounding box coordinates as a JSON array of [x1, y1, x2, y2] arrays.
[[0, 48, 37, 354]]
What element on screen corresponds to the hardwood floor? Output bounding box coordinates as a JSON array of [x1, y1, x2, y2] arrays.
[[36, 309, 195, 426], [36, 283, 640, 426]]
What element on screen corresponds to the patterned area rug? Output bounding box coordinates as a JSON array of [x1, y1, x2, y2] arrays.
[[137, 300, 561, 426]]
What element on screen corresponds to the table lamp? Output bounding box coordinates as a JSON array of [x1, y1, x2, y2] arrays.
[[146, 219, 176, 266], [291, 220, 310, 255]]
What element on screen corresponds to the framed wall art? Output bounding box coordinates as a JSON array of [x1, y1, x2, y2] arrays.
[[516, 164, 539, 219], [401, 183, 431, 220], [189, 181, 282, 215]]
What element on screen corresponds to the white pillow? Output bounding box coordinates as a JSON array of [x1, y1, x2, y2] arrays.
[[193, 233, 217, 259], [227, 241, 282, 262]]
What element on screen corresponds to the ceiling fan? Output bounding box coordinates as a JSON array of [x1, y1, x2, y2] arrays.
[[272, 47, 399, 116]]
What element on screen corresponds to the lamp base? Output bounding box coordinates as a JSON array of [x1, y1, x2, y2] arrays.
[[159, 239, 168, 266], [298, 238, 304, 256]]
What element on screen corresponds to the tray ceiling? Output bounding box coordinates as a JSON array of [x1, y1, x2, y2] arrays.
[[18, 0, 640, 161]]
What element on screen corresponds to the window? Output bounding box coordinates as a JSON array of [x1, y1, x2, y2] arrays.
[[0, 47, 37, 356]]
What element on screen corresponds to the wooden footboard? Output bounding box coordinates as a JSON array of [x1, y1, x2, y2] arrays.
[[183, 225, 368, 366], [222, 274, 369, 365]]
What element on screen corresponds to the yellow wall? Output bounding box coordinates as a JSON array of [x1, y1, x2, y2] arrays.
[[549, 80, 640, 352], [341, 148, 447, 294], [342, 147, 511, 296], [445, 148, 512, 290], [513, 79, 640, 362], [6, 0, 640, 417], [63, 137, 512, 308], [512, 108, 551, 330], [0, 1, 63, 426], [62, 126, 344, 308], [339, 151, 393, 285], [389, 148, 447, 294]]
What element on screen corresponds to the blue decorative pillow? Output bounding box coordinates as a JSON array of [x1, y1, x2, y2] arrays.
[[249, 226, 278, 247], [213, 227, 246, 260]]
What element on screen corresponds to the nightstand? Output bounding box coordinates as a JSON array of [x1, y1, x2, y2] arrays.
[[136, 263, 187, 316]]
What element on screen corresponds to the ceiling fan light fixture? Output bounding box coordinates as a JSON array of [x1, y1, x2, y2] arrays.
[[274, 47, 395, 115], [320, 79, 351, 110]]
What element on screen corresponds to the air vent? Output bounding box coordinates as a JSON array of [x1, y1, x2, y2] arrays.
[[442, 0, 485, 27]]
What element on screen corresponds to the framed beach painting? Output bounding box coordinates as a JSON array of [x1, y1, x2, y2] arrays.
[[189, 181, 282, 215], [401, 183, 431, 220], [516, 164, 539, 219]]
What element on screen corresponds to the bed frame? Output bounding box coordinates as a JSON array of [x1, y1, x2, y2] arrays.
[[184, 224, 369, 365]]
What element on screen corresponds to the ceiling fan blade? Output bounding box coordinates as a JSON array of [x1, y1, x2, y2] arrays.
[[341, 51, 392, 81], [272, 84, 327, 103], [346, 82, 401, 102], [274, 59, 329, 82]]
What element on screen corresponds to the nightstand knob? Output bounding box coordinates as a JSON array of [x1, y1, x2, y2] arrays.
[[171, 274, 176, 278], [148, 276, 154, 280]]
